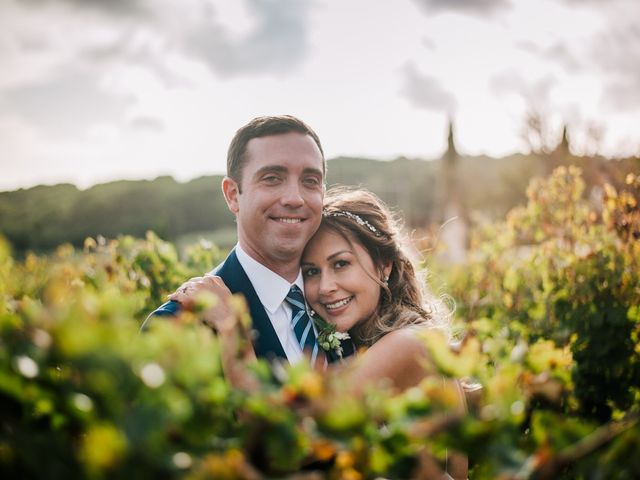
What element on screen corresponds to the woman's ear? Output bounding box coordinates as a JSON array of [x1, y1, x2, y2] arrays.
[[381, 263, 392, 282]]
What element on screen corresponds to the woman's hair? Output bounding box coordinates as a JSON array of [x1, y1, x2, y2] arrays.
[[320, 186, 451, 346]]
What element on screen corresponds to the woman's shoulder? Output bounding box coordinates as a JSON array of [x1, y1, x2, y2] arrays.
[[371, 325, 450, 367], [382, 324, 433, 341], [368, 326, 431, 357], [352, 326, 436, 392]]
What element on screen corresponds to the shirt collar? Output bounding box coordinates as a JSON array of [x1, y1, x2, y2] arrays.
[[235, 244, 305, 314]]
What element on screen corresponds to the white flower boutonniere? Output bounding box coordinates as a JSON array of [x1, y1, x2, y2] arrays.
[[311, 312, 351, 359]]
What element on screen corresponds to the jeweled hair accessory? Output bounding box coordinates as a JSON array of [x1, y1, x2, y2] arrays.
[[324, 210, 384, 237]]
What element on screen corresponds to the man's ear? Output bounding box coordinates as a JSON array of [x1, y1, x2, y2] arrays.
[[222, 177, 240, 214]]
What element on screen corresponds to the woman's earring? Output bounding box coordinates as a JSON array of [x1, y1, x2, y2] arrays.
[[383, 275, 389, 286]]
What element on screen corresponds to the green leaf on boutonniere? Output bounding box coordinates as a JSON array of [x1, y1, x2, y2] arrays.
[[311, 313, 351, 359]]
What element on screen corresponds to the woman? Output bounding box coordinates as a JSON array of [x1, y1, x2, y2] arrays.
[[300, 187, 452, 392]]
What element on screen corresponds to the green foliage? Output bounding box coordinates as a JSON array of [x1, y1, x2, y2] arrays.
[[0, 242, 232, 478], [444, 167, 640, 425], [1, 166, 639, 478]]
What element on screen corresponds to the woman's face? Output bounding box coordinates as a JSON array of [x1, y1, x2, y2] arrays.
[[301, 226, 383, 333]]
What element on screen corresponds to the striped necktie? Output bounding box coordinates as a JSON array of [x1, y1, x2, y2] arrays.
[[285, 285, 321, 367]]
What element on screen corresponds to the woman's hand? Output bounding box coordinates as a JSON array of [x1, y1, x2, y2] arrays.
[[168, 274, 235, 333]]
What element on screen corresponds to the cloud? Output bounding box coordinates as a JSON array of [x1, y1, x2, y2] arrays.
[[519, 1, 640, 112], [0, 69, 132, 137], [78, 35, 191, 89], [517, 40, 582, 72], [590, 22, 640, 111], [0, 0, 317, 160], [0, 0, 181, 145], [183, 0, 313, 77], [130, 115, 164, 132], [489, 70, 524, 95], [561, 0, 608, 5], [3, 0, 315, 87], [412, 0, 511, 16], [18, 0, 151, 18], [399, 63, 457, 113], [489, 70, 556, 105], [421, 36, 437, 51]]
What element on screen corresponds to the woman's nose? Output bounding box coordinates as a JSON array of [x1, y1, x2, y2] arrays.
[[318, 273, 337, 296]]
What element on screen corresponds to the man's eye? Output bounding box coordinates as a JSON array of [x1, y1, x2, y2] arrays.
[[303, 177, 321, 187], [262, 175, 281, 183]]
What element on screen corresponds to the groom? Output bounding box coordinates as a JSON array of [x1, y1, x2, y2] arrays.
[[145, 115, 348, 364]]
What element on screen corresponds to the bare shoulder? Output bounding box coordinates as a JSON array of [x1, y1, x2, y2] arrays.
[[355, 326, 436, 392], [367, 326, 431, 358], [346, 327, 437, 393]]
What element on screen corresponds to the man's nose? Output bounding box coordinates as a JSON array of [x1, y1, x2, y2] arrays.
[[280, 180, 304, 208]]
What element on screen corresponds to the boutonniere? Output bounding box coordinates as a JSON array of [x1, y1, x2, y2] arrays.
[[310, 311, 351, 359]]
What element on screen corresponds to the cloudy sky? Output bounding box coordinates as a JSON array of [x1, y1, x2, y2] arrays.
[[1, 0, 639, 191]]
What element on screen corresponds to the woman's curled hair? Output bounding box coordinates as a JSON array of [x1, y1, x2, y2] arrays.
[[319, 186, 451, 346]]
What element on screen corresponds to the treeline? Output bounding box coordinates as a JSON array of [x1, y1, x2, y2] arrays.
[[0, 176, 233, 254], [1, 153, 637, 254]]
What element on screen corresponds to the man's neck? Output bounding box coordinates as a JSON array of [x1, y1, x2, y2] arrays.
[[237, 241, 301, 283]]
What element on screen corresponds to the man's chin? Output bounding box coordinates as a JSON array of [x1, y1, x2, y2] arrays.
[[271, 239, 307, 260]]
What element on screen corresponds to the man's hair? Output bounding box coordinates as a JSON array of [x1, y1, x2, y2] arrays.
[[227, 115, 325, 186]]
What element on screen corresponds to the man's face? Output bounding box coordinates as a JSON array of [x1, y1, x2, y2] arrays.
[[223, 132, 324, 271]]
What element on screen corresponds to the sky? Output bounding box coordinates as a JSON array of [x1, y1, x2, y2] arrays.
[[1, 0, 639, 191]]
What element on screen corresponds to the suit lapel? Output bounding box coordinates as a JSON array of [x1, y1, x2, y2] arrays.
[[215, 249, 288, 362]]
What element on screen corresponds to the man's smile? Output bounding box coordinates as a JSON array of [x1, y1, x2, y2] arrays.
[[271, 216, 305, 224]]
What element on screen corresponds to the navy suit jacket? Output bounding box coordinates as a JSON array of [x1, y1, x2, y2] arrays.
[[143, 249, 289, 361]]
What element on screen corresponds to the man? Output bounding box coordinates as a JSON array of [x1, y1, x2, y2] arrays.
[[144, 115, 348, 364]]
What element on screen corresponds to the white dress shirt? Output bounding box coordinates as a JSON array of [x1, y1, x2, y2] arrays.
[[235, 244, 311, 364]]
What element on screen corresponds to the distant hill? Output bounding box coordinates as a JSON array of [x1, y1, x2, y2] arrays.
[[1, 154, 637, 254], [0, 175, 230, 253]]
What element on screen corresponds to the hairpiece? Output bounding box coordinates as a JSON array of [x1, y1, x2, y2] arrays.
[[324, 210, 384, 237]]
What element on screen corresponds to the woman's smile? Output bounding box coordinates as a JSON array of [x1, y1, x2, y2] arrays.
[[322, 295, 354, 315]]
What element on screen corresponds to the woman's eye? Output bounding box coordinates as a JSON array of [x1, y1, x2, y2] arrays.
[[334, 259, 349, 269], [303, 267, 319, 277]]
